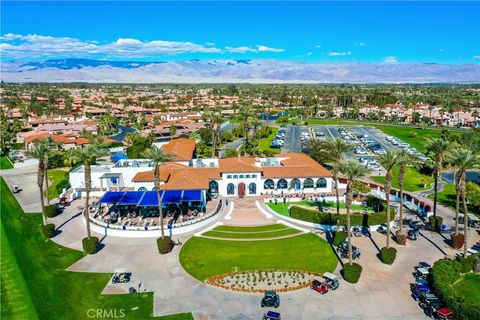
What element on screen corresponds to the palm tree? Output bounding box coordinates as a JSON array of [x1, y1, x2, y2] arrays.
[[27, 141, 50, 225], [63, 148, 78, 168], [322, 138, 354, 225], [395, 150, 420, 244], [376, 149, 401, 248], [447, 148, 479, 252], [238, 106, 255, 152], [425, 138, 450, 219], [336, 160, 370, 264], [144, 146, 175, 239], [74, 145, 108, 239], [41, 138, 60, 206]]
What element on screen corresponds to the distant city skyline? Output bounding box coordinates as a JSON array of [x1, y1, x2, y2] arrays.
[[1, 1, 479, 64]]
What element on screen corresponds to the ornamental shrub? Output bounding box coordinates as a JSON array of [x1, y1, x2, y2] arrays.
[[289, 206, 394, 226], [157, 236, 173, 254], [380, 247, 397, 265], [44, 205, 57, 218], [333, 231, 347, 246], [343, 263, 362, 284], [450, 233, 465, 249], [428, 216, 443, 231], [41, 223, 55, 238], [82, 236, 99, 254]]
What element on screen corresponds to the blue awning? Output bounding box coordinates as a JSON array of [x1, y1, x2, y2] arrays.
[[98, 192, 126, 204], [182, 190, 202, 202], [138, 191, 164, 207], [117, 191, 144, 205], [162, 190, 182, 204]]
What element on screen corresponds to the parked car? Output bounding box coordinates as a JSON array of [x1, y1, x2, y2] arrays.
[[261, 291, 280, 308], [435, 308, 454, 320], [310, 279, 329, 294], [11, 185, 22, 193], [377, 224, 388, 234], [408, 229, 418, 240], [263, 311, 281, 320], [352, 225, 362, 237], [322, 272, 339, 290]]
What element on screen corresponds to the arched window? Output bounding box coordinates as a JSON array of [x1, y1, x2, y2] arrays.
[[249, 183, 256, 195], [264, 179, 275, 189], [290, 178, 301, 190], [138, 187, 147, 191], [303, 178, 314, 188], [227, 183, 235, 195], [277, 179, 288, 189], [209, 180, 219, 194], [317, 178, 327, 188]]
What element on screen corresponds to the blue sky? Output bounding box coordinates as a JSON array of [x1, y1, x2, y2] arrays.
[[1, 1, 479, 63]]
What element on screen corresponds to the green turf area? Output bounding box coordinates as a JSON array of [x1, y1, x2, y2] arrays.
[[203, 228, 301, 239], [0, 177, 193, 320], [453, 273, 480, 304], [371, 166, 434, 192], [297, 119, 444, 153], [258, 127, 280, 154], [46, 169, 70, 200], [214, 224, 287, 232], [179, 233, 338, 281], [0, 156, 14, 170], [267, 201, 366, 217]]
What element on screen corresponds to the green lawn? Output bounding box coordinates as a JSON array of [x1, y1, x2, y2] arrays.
[[179, 233, 338, 281], [299, 119, 444, 153], [214, 224, 287, 232], [0, 156, 13, 170], [203, 227, 301, 239], [46, 169, 70, 200], [371, 166, 434, 192], [0, 177, 193, 320], [267, 201, 366, 217], [258, 127, 280, 154], [453, 273, 480, 304]]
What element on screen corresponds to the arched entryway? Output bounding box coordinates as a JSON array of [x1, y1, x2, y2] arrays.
[[238, 183, 246, 198]]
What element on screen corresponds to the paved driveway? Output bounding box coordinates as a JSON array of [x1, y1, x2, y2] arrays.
[[1, 164, 43, 213]]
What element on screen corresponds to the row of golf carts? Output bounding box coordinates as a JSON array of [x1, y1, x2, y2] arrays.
[[410, 262, 454, 320], [261, 273, 340, 319]]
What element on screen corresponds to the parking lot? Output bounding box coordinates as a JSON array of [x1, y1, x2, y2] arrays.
[[305, 125, 428, 173]]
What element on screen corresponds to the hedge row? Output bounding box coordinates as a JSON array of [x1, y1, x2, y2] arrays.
[[289, 206, 394, 226], [431, 255, 480, 320]]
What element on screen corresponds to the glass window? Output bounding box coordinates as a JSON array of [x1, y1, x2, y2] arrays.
[[227, 183, 235, 195], [303, 178, 314, 188], [264, 179, 274, 189], [249, 183, 256, 194], [245, 174, 250, 178], [239, 175, 244, 178], [290, 178, 301, 189], [227, 175, 232, 179], [233, 175, 238, 179], [277, 179, 288, 189], [317, 178, 327, 188]]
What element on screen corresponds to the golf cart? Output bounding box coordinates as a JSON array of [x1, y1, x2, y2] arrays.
[[337, 241, 361, 260], [411, 284, 431, 301], [11, 185, 22, 193], [111, 268, 131, 284], [261, 291, 280, 308], [352, 225, 362, 237], [263, 311, 281, 320], [435, 308, 454, 320], [415, 262, 431, 270], [415, 267, 430, 280], [361, 226, 371, 237], [310, 279, 329, 294], [408, 229, 418, 240], [377, 224, 388, 234], [322, 272, 339, 290], [418, 292, 439, 309]]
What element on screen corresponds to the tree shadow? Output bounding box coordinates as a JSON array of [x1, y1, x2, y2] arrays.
[[55, 211, 83, 230], [368, 236, 383, 262], [418, 231, 447, 255]]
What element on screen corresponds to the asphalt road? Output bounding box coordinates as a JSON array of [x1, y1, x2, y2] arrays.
[[282, 125, 302, 153], [219, 139, 244, 158]]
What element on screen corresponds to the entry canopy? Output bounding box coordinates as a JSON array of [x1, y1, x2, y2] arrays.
[[99, 190, 204, 207]]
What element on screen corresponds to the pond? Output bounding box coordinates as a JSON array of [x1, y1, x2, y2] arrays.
[[441, 170, 480, 184]]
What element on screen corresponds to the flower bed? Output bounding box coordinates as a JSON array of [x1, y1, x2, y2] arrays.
[[206, 270, 320, 293]]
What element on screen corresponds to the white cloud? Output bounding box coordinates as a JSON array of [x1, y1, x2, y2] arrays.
[[474, 55, 480, 59], [358, 42, 366, 47], [306, 52, 313, 56], [439, 49, 445, 52], [0, 33, 284, 59], [256, 45, 284, 53], [315, 44, 321, 48], [384, 56, 398, 63], [327, 51, 352, 56]]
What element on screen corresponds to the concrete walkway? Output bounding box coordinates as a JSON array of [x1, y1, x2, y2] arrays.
[[1, 164, 43, 213]]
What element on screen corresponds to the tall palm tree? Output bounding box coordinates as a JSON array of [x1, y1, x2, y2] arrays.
[[74, 145, 108, 239], [144, 147, 174, 239], [376, 149, 401, 248], [425, 138, 450, 219], [395, 150, 420, 244], [447, 148, 479, 251], [27, 141, 50, 225], [336, 160, 370, 264], [322, 138, 354, 225], [238, 106, 255, 152], [41, 138, 60, 206]]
